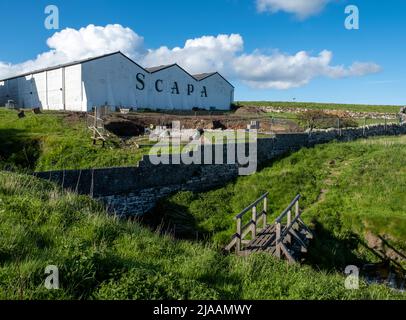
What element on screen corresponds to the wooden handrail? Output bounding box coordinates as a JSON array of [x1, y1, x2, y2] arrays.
[[235, 192, 269, 220], [226, 192, 269, 253], [225, 193, 312, 263], [275, 194, 301, 223]]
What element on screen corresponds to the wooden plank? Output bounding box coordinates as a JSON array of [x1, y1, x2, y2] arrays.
[[275, 222, 281, 258], [263, 196, 268, 229], [280, 243, 296, 264], [297, 217, 314, 239], [289, 229, 307, 252], [295, 199, 300, 217], [236, 218, 242, 253], [252, 206, 257, 239]]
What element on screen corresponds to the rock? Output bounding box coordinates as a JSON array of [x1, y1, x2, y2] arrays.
[[32, 107, 41, 114]]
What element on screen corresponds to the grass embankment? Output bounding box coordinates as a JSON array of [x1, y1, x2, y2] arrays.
[[154, 136, 406, 270], [0, 109, 147, 172], [0, 171, 402, 300], [237, 101, 400, 114]]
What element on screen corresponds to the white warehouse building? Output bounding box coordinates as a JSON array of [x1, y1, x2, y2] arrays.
[[0, 52, 234, 111]]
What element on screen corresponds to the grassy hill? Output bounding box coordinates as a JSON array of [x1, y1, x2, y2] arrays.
[[0, 171, 403, 300], [0, 108, 405, 299], [0, 109, 147, 172], [236, 101, 401, 114], [153, 136, 406, 271]]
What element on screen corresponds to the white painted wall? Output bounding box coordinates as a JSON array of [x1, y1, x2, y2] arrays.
[[0, 52, 233, 112], [64, 65, 83, 112], [0, 81, 6, 105], [197, 73, 234, 110], [147, 65, 199, 110], [81, 53, 146, 110]]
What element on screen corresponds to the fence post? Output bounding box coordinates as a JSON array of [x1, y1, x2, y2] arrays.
[[252, 206, 257, 238], [287, 209, 292, 226], [263, 196, 268, 229], [295, 199, 300, 218], [275, 222, 281, 258], [363, 117, 367, 137], [236, 217, 242, 254]]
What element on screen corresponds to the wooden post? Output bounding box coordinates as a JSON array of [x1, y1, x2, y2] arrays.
[[252, 206, 257, 238], [275, 222, 281, 258], [295, 199, 300, 217], [236, 217, 242, 254], [363, 117, 367, 136], [287, 209, 292, 226], [263, 196, 268, 229]]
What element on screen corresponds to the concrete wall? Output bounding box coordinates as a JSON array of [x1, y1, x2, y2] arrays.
[[83, 57, 233, 111], [197, 73, 234, 110], [0, 81, 5, 105], [0, 65, 84, 111], [34, 123, 406, 217], [82, 53, 145, 110]]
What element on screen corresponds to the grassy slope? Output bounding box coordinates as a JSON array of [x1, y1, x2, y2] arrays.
[[237, 101, 401, 114], [0, 109, 146, 171], [0, 108, 405, 299], [156, 136, 406, 269], [0, 171, 402, 300]]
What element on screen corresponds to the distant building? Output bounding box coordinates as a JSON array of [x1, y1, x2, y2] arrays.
[[0, 51, 234, 111]]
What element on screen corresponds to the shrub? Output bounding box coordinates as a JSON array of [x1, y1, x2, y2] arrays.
[[297, 110, 358, 130]]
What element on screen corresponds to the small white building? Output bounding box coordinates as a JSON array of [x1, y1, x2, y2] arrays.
[[0, 52, 234, 111]]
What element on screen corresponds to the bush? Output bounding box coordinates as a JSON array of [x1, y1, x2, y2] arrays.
[[297, 110, 358, 130]]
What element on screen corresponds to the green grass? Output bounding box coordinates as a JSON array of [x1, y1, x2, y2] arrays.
[[155, 136, 406, 270], [237, 101, 401, 114], [1, 107, 405, 299], [266, 111, 399, 126], [0, 171, 403, 300], [0, 109, 148, 171]]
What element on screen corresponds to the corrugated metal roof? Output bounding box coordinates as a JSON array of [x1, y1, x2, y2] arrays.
[[193, 73, 217, 81], [0, 52, 234, 88], [0, 51, 126, 82], [145, 64, 176, 73]]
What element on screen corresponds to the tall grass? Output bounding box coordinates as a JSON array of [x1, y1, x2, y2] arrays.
[[237, 101, 401, 114], [0, 109, 147, 171], [0, 171, 402, 300], [156, 136, 406, 269]]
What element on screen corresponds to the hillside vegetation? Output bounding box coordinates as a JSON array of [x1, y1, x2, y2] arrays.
[[0, 109, 146, 172], [153, 136, 406, 270], [0, 108, 405, 299], [0, 171, 403, 300], [236, 101, 400, 114]]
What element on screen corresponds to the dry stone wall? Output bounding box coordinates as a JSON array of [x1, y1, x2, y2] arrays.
[[34, 123, 406, 216]]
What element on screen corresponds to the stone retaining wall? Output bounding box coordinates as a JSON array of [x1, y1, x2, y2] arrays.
[[34, 123, 406, 216]]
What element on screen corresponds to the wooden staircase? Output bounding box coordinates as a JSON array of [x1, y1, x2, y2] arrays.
[[225, 193, 314, 263]]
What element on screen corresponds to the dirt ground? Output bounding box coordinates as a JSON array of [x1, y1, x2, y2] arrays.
[[102, 110, 302, 137]]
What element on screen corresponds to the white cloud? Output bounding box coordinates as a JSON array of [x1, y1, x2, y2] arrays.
[[0, 24, 381, 90], [142, 34, 243, 75], [0, 24, 144, 79], [256, 0, 332, 19], [232, 50, 381, 89]]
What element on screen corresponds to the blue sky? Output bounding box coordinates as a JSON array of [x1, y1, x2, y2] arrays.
[[0, 0, 405, 105]]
